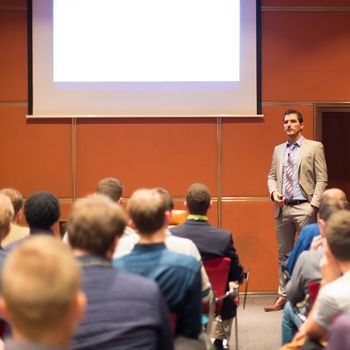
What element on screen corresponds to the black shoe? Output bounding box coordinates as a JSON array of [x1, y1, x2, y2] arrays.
[[213, 339, 224, 350]]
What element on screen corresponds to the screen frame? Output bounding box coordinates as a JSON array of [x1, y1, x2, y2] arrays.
[[27, 0, 262, 118]]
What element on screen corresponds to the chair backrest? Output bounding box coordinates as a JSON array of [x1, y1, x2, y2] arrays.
[[308, 280, 321, 305], [203, 257, 231, 314], [169, 210, 187, 226]]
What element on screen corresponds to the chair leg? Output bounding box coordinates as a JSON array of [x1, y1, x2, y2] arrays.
[[234, 314, 238, 350]]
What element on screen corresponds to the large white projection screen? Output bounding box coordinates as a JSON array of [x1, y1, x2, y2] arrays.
[[30, 0, 260, 117]]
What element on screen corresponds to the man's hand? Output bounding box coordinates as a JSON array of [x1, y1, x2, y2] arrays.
[[310, 235, 323, 251], [320, 240, 341, 285], [272, 192, 284, 208]]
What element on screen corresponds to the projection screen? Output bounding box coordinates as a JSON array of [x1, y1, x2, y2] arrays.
[[28, 0, 261, 117]]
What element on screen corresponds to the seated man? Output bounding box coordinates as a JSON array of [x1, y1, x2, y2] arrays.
[[282, 197, 348, 344], [67, 194, 173, 350], [170, 183, 244, 350], [0, 188, 29, 247], [0, 194, 14, 269], [114, 188, 202, 341], [295, 209, 350, 343], [114, 187, 212, 302], [0, 236, 85, 350], [6, 191, 60, 252]]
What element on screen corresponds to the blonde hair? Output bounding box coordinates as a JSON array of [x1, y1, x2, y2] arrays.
[[0, 194, 14, 236], [0, 188, 23, 217], [127, 189, 168, 234], [2, 236, 81, 340], [68, 194, 127, 255]]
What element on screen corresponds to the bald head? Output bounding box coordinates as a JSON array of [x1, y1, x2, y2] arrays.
[[321, 188, 347, 202]]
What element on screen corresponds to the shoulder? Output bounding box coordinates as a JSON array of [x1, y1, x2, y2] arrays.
[[302, 139, 324, 149]]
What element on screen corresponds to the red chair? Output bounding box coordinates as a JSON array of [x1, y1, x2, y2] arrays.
[[203, 258, 240, 350]]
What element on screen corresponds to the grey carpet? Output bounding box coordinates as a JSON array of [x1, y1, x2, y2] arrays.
[[228, 294, 283, 350]]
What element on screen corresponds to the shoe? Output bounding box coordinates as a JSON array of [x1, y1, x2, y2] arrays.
[[264, 296, 286, 312], [213, 338, 224, 350]]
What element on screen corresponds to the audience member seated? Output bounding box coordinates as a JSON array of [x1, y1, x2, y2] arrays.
[[170, 183, 244, 350], [114, 187, 212, 303], [67, 194, 173, 350], [64, 177, 134, 244], [0, 194, 14, 270], [5, 191, 60, 252], [0, 189, 29, 248], [0, 235, 85, 350], [282, 196, 348, 344], [113, 188, 202, 342], [326, 313, 350, 350], [291, 210, 350, 345], [284, 188, 348, 277]]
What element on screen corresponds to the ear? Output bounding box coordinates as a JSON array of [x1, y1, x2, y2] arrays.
[[164, 210, 171, 226], [117, 197, 123, 205], [0, 298, 10, 322], [209, 200, 213, 209], [74, 291, 86, 322], [107, 237, 119, 257], [184, 201, 188, 209], [17, 208, 24, 222], [319, 219, 326, 237], [128, 219, 137, 231], [1, 223, 11, 241]]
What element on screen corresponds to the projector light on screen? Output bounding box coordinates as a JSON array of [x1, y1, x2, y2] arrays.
[[54, 0, 240, 82], [30, 0, 260, 117]]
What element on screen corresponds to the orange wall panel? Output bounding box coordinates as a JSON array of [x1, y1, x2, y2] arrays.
[[262, 11, 350, 101], [221, 200, 278, 292], [0, 106, 73, 197], [0, 8, 27, 101], [76, 118, 218, 198], [262, 0, 350, 6]]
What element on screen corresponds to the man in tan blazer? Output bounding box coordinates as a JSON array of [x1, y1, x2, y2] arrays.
[[265, 109, 327, 312]]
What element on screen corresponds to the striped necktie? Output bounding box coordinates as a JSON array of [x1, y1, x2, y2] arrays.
[[285, 144, 296, 199]]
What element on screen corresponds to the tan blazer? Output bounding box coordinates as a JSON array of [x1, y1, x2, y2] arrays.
[[268, 138, 328, 217]]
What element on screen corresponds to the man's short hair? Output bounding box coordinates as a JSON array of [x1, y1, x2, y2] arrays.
[[186, 183, 211, 215], [284, 109, 303, 124], [0, 194, 14, 236], [96, 177, 124, 202], [325, 210, 350, 262], [155, 188, 174, 211], [128, 189, 168, 234], [319, 198, 349, 222], [0, 188, 23, 217], [1, 236, 81, 340], [24, 192, 60, 230], [68, 194, 127, 256]]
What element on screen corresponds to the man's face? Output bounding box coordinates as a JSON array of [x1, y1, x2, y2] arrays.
[[283, 113, 304, 138]]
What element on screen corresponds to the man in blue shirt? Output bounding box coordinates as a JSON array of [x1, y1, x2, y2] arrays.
[[114, 188, 202, 341]]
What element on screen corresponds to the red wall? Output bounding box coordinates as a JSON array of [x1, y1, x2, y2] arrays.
[[1, 0, 350, 291]]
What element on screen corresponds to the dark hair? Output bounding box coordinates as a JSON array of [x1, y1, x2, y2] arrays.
[[24, 192, 60, 230], [325, 210, 350, 262], [96, 177, 124, 202], [186, 183, 211, 215], [284, 109, 303, 124]]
